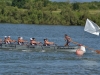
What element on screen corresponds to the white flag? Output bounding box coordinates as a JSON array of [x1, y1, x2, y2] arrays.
[[84, 18, 100, 36]]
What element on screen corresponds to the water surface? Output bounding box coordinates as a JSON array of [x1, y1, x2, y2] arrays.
[[0, 24, 100, 75]]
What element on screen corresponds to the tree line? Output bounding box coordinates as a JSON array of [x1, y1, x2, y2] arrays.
[[0, 0, 100, 26]]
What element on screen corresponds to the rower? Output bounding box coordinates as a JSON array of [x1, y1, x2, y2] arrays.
[[43, 38, 54, 46], [30, 38, 41, 45], [0, 38, 2, 44], [64, 34, 72, 46], [4, 36, 8, 44], [4, 36, 16, 44], [18, 37, 27, 45]]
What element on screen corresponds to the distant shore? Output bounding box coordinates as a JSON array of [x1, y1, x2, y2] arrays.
[[0, 0, 100, 26]]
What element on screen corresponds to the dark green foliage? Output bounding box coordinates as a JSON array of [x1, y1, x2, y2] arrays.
[[72, 2, 80, 10], [12, 0, 28, 8], [0, 0, 100, 26]]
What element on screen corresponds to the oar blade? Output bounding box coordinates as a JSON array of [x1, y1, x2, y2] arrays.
[[95, 50, 100, 54]]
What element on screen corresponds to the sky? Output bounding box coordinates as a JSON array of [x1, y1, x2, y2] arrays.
[[50, 0, 100, 2]]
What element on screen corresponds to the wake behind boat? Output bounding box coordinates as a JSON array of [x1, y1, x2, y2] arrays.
[[0, 43, 80, 52]]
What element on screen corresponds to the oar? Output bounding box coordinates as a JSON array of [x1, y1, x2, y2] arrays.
[[71, 41, 100, 54]]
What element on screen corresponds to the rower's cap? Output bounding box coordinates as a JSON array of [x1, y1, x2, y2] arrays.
[[8, 36, 10, 37], [20, 37, 23, 39], [65, 34, 67, 36], [32, 38, 35, 40], [4, 36, 7, 37], [30, 38, 32, 40]]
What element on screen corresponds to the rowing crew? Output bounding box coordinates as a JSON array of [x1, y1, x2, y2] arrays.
[[0, 36, 55, 46], [0, 36, 29, 45], [0, 34, 72, 46]]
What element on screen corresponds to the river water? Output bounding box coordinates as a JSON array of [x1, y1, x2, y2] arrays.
[[0, 23, 100, 75]]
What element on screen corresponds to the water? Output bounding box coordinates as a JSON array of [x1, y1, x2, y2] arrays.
[[0, 23, 100, 75]]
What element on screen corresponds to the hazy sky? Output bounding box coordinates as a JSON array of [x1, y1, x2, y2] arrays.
[[50, 0, 100, 2]]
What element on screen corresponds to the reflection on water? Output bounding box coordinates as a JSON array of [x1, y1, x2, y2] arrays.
[[0, 24, 100, 75]]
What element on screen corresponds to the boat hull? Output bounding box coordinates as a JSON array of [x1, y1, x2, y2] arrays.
[[0, 44, 80, 52]]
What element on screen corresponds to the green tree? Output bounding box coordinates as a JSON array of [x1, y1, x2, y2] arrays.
[[12, 0, 28, 8], [72, 2, 80, 10]]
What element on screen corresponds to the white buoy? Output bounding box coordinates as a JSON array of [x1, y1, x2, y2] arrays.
[[76, 46, 86, 56], [80, 46, 86, 53]]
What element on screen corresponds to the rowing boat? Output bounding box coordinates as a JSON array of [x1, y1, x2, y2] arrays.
[[0, 43, 82, 52], [0, 44, 79, 52]]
